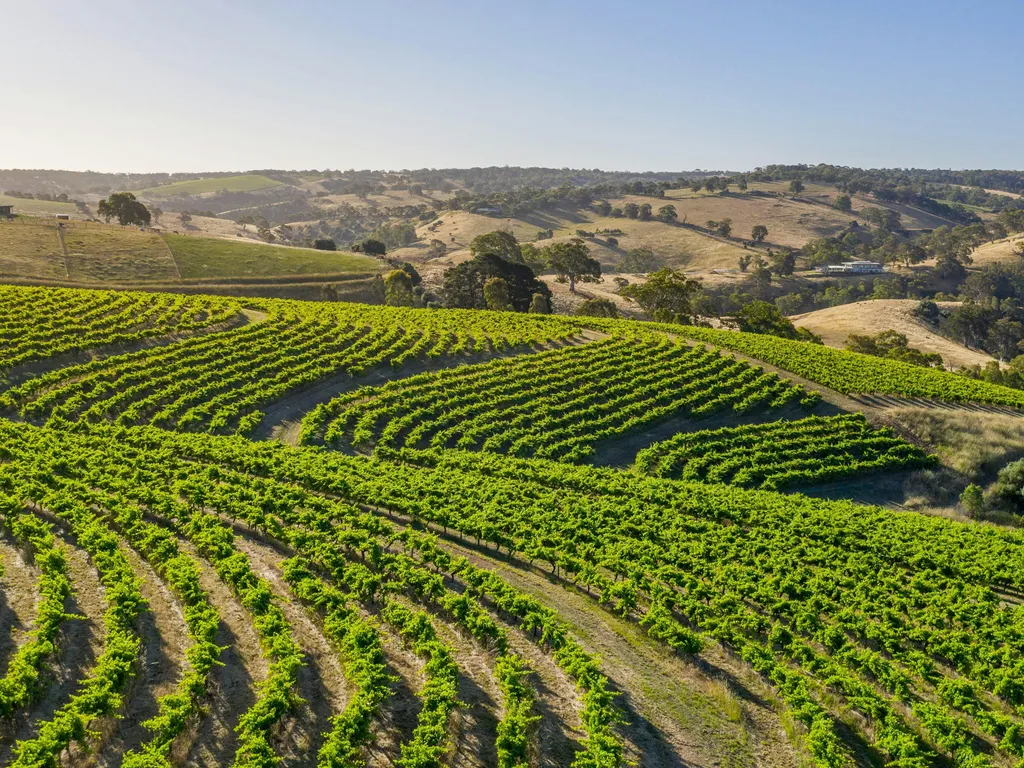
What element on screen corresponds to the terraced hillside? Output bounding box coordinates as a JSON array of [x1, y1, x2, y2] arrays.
[[0, 285, 1023, 768]]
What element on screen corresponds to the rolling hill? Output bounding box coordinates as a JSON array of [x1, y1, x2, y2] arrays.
[[791, 299, 999, 370], [138, 173, 284, 198]]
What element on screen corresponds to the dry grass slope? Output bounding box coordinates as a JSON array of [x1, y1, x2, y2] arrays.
[[791, 299, 998, 370]]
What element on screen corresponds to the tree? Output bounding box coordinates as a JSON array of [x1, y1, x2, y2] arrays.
[[706, 218, 732, 237], [833, 194, 852, 213], [387, 260, 422, 286], [483, 277, 512, 311], [574, 298, 618, 318], [519, 243, 547, 274], [734, 300, 820, 342], [987, 318, 1024, 361], [529, 293, 551, 314], [621, 247, 660, 273], [545, 238, 601, 292], [690, 180, 703, 193], [441, 253, 549, 311], [751, 224, 768, 243], [605, 236, 619, 248], [738, 254, 751, 272], [846, 330, 944, 368], [383, 269, 415, 307], [620, 268, 702, 324], [97, 192, 151, 226], [789, 179, 804, 194], [594, 200, 612, 216], [863, 207, 902, 232], [638, 203, 653, 221], [769, 248, 796, 276], [991, 460, 1024, 515], [151, 206, 163, 224], [737, 178, 748, 191], [427, 239, 447, 258], [703, 178, 718, 193], [623, 203, 640, 219], [657, 205, 678, 223], [179, 211, 193, 227], [961, 484, 986, 518], [356, 238, 387, 256], [470, 230, 524, 265], [313, 238, 337, 251]]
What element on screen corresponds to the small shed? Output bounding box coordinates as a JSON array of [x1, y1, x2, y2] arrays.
[[55, 213, 70, 220], [0, 205, 13, 220]]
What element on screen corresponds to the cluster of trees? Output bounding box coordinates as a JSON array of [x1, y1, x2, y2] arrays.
[[846, 330, 944, 368], [97, 192, 151, 226], [962, 458, 1024, 518]]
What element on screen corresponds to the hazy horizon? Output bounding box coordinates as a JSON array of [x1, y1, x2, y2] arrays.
[[4, 0, 1023, 173]]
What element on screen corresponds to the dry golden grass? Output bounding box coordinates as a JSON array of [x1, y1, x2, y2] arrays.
[[399, 207, 749, 272], [885, 407, 1024, 482], [630, 190, 853, 249], [791, 299, 998, 370], [0, 219, 67, 278], [62, 221, 180, 281], [969, 233, 1024, 267]]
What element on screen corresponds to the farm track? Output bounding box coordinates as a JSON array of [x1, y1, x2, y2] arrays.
[[0, 536, 39, 674]]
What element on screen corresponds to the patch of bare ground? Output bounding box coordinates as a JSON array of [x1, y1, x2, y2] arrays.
[[258, 330, 609, 445], [176, 534, 264, 767], [89, 546, 188, 766], [0, 530, 103, 759], [409, 529, 799, 768], [0, 535, 40, 672], [233, 536, 348, 765]]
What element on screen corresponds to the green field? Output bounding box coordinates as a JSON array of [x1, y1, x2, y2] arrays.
[[138, 173, 283, 197], [163, 233, 382, 278], [0, 195, 78, 216]]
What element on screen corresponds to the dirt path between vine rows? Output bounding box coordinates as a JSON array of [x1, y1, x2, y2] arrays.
[[91, 545, 189, 766], [235, 536, 349, 765], [0, 531, 105, 760], [401, 528, 801, 768], [0, 535, 40, 673]]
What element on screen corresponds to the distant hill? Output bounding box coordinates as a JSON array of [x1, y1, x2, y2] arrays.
[[138, 174, 284, 198]]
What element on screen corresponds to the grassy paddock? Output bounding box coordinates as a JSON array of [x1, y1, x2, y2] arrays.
[[0, 218, 67, 278], [138, 174, 283, 197], [163, 233, 381, 278], [62, 222, 179, 282]]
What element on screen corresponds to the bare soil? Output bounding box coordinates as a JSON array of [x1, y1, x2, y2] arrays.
[[0, 535, 40, 673], [178, 535, 265, 767], [92, 546, 189, 766], [234, 535, 349, 765], [0, 531, 104, 759]]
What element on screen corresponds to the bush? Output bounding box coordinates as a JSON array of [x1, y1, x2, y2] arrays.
[[313, 238, 337, 251]]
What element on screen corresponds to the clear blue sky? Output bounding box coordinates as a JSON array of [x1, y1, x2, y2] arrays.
[[3, 0, 1021, 173]]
